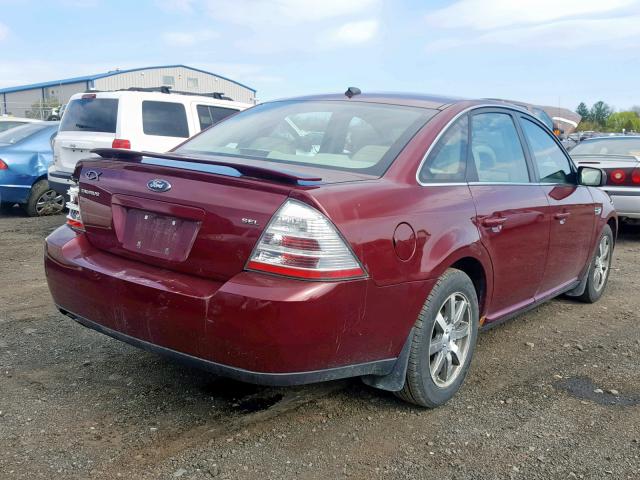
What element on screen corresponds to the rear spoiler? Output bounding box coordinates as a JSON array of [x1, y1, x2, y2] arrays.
[[91, 148, 322, 185], [572, 154, 640, 163]]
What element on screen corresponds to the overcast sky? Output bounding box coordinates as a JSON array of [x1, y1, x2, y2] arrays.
[[1, 0, 639, 110]]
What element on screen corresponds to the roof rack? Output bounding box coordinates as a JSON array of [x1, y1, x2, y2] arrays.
[[82, 86, 234, 101]]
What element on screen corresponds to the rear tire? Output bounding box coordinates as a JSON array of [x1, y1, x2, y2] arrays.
[[22, 180, 65, 217], [395, 269, 479, 408], [577, 225, 613, 303]]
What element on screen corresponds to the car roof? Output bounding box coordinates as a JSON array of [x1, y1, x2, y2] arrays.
[[263, 92, 542, 114], [0, 117, 41, 123], [68, 90, 251, 108], [268, 92, 466, 110]]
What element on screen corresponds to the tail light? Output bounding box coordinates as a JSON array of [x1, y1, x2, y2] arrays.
[[0, 159, 7, 170], [112, 139, 131, 149], [609, 169, 626, 184], [246, 199, 366, 280], [65, 185, 84, 231], [632, 169, 640, 185]]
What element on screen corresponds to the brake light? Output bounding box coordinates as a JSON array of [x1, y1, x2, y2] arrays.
[[609, 169, 626, 184], [0, 159, 7, 170], [112, 139, 131, 149], [632, 169, 640, 185], [247, 199, 366, 280], [65, 185, 84, 231], [81, 94, 96, 99]]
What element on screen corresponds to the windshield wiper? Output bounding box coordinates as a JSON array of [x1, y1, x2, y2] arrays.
[[75, 123, 101, 129]]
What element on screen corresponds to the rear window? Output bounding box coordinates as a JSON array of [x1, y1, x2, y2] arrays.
[[178, 100, 436, 176], [60, 98, 118, 133], [0, 121, 27, 132], [0, 123, 49, 144], [142, 101, 189, 138], [197, 105, 239, 130], [570, 138, 640, 157]]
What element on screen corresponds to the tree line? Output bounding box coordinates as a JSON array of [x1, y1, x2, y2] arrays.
[[576, 101, 640, 132]]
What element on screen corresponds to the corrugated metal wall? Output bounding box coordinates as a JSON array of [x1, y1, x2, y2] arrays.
[[93, 66, 255, 103], [1, 66, 255, 116]]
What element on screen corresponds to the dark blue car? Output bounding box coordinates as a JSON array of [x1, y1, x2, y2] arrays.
[[0, 122, 64, 216]]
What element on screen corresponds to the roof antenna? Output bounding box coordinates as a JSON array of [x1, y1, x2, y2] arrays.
[[345, 87, 361, 99]]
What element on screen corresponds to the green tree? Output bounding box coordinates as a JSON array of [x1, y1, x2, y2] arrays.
[[576, 102, 590, 121], [25, 97, 60, 120], [590, 101, 612, 127], [606, 111, 640, 132]]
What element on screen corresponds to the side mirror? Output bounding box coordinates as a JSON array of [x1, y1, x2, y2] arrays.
[[578, 166, 606, 187]]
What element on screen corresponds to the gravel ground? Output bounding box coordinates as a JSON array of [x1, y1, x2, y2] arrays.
[[1, 208, 639, 479]]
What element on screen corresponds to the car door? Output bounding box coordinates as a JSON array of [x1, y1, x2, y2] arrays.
[[518, 115, 596, 296], [467, 109, 551, 320]]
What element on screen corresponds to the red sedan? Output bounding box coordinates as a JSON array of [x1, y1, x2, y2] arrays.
[[44, 91, 616, 407]]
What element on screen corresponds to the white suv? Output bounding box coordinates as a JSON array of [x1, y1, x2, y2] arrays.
[[48, 89, 251, 195]]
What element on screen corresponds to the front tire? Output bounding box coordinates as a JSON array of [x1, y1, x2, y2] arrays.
[[23, 180, 65, 217], [395, 269, 479, 408], [577, 225, 613, 303]]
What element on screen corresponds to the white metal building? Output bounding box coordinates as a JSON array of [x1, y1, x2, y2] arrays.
[[0, 65, 256, 118]]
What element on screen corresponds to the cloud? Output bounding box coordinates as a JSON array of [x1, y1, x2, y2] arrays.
[[425, 0, 636, 30], [203, 0, 379, 27], [426, 14, 640, 52], [0, 22, 7, 41], [325, 19, 379, 45], [162, 29, 218, 46]]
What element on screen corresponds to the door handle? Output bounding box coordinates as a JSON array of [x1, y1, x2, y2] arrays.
[[481, 217, 507, 228], [554, 212, 571, 220]]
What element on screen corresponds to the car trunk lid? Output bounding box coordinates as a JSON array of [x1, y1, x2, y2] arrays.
[[75, 151, 372, 281]]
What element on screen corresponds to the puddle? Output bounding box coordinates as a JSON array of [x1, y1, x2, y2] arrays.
[[234, 394, 284, 413], [555, 376, 639, 406]]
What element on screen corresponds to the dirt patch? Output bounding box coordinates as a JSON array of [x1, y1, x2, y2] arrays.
[[1, 211, 639, 479]]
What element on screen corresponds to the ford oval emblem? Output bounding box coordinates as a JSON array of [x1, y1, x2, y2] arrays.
[[147, 179, 172, 193]]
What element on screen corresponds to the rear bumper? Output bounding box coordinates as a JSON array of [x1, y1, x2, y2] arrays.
[[604, 188, 640, 219], [45, 226, 431, 384], [47, 167, 74, 197]]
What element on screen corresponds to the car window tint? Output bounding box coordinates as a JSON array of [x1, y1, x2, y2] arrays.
[[419, 116, 468, 183], [471, 113, 529, 183], [142, 101, 189, 138], [521, 118, 573, 183], [59, 98, 118, 133], [197, 105, 239, 130]]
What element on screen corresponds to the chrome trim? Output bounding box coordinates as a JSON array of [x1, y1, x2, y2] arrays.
[[415, 103, 531, 187]]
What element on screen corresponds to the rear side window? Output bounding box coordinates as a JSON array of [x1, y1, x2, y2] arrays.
[[470, 113, 529, 183], [196, 105, 238, 130], [60, 98, 118, 133], [521, 118, 573, 184], [419, 116, 468, 183], [142, 101, 189, 138]]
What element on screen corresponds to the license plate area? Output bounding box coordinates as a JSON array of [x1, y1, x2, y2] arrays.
[[120, 209, 200, 262]]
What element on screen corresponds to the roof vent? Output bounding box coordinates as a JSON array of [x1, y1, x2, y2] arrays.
[[345, 87, 361, 99]]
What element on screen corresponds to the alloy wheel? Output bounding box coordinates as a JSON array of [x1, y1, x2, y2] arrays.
[[593, 235, 611, 292], [35, 189, 65, 216], [428, 292, 472, 388]]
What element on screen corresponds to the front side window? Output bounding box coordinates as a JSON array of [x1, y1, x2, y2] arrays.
[[178, 100, 437, 176], [521, 118, 573, 184], [470, 112, 529, 183], [59, 98, 118, 133], [142, 101, 189, 137], [419, 116, 468, 183]]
